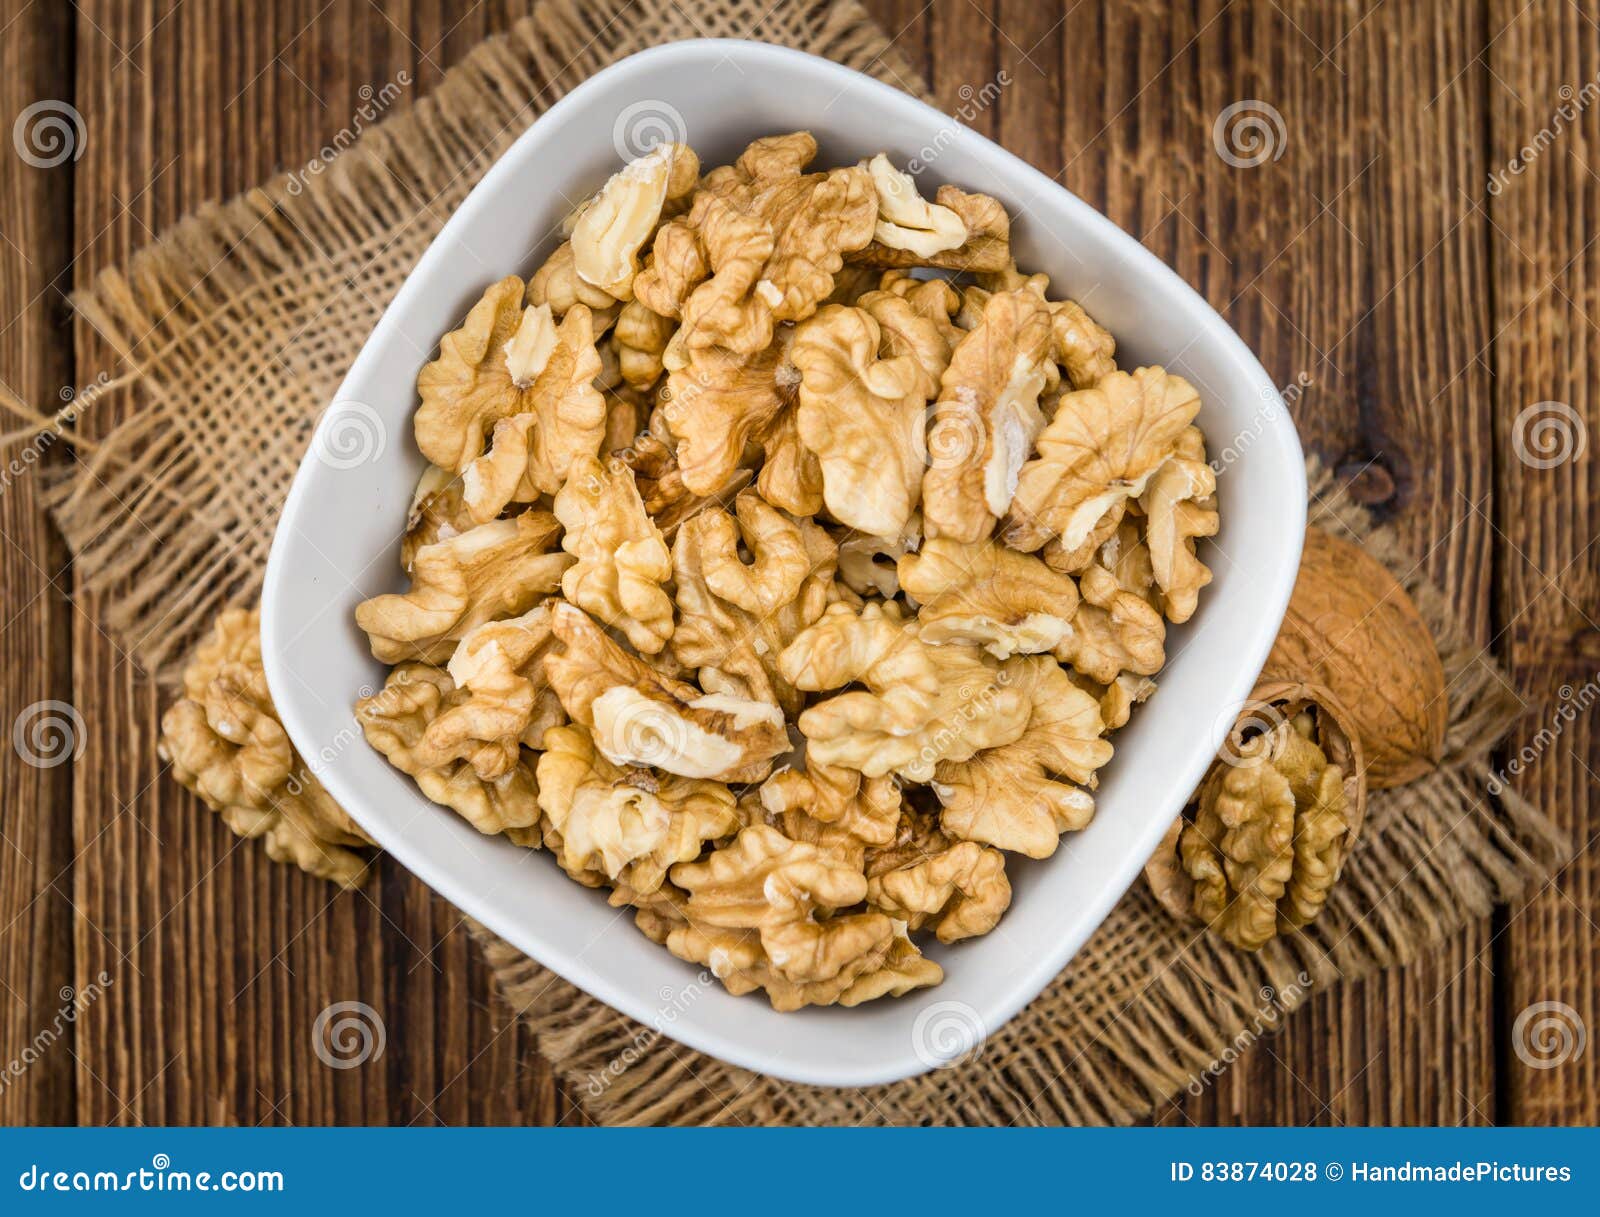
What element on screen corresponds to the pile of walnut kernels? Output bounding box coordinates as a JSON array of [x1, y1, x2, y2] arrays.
[[349, 133, 1220, 1010]]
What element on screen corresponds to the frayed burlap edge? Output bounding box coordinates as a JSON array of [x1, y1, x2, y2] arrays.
[[37, 0, 1564, 1126], [40, 0, 928, 683], [470, 463, 1565, 1125]]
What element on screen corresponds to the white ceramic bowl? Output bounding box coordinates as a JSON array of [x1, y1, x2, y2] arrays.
[[262, 39, 1305, 1088]]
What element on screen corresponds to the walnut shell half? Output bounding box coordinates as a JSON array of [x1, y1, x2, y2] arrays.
[[1144, 680, 1366, 950]]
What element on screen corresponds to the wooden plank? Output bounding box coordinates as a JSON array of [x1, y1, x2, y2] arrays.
[[1488, 0, 1600, 1126], [1016, 0, 1500, 1125], [0, 0, 78, 1127], [66, 0, 564, 1126]]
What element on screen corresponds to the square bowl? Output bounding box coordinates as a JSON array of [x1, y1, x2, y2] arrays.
[[262, 38, 1306, 1088]]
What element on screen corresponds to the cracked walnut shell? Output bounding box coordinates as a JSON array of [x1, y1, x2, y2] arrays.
[[1263, 527, 1445, 789], [1147, 684, 1365, 951]]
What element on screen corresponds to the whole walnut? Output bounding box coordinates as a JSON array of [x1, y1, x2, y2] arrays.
[[1263, 527, 1445, 789]]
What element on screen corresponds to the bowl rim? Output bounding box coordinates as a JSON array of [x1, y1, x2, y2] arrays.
[[262, 36, 1307, 1087]]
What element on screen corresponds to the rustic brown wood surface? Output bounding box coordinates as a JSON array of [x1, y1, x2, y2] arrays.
[[0, 0, 1593, 1126]]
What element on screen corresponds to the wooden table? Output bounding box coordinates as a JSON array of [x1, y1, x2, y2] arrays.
[[0, 0, 1594, 1126]]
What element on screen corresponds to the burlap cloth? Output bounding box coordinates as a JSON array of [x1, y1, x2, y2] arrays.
[[29, 0, 1564, 1124]]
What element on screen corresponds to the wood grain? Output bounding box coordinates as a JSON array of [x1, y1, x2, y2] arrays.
[[1488, 0, 1600, 1126], [63, 0, 565, 1127], [0, 0, 1587, 1126], [0, 0, 77, 1128]]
